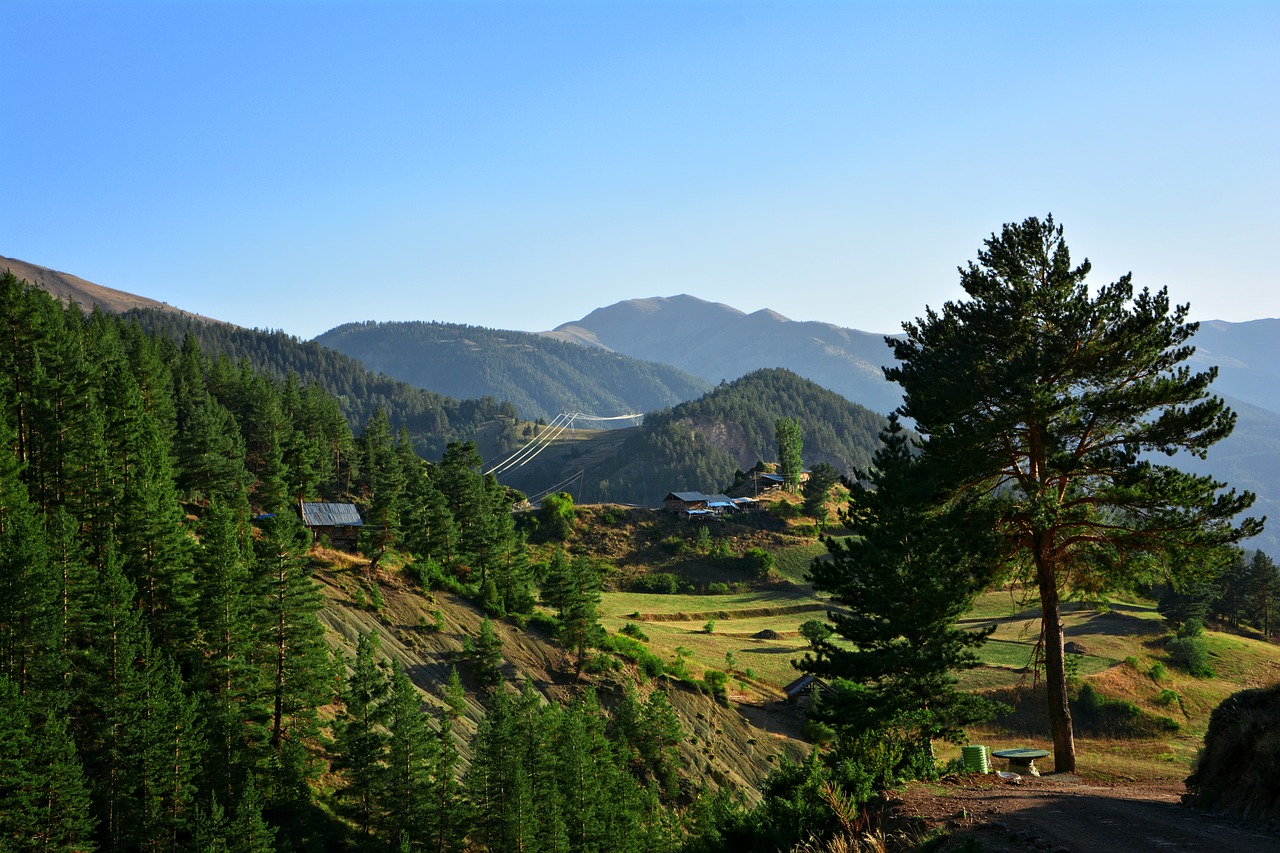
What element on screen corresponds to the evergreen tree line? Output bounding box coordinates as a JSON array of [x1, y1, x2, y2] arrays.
[[5, 271, 826, 851], [314, 320, 711, 427], [331, 630, 689, 852], [1160, 549, 1280, 637], [0, 271, 345, 848], [125, 308, 519, 462], [554, 368, 887, 507]]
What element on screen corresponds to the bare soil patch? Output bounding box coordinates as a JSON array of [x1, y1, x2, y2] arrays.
[[893, 772, 1278, 853]]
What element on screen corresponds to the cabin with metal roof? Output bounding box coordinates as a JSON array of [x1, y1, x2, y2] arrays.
[[782, 674, 833, 705], [299, 501, 364, 551], [664, 491, 710, 512]]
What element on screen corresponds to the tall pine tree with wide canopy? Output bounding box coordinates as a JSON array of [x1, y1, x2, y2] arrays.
[[885, 215, 1262, 772]]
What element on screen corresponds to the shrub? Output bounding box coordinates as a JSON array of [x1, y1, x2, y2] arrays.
[[703, 669, 729, 705], [741, 547, 776, 578], [540, 491, 576, 539], [1185, 683, 1280, 819], [1071, 683, 1180, 737], [620, 621, 649, 642], [1155, 688, 1180, 707], [1167, 636, 1215, 678], [630, 572, 680, 594], [1178, 618, 1206, 639], [1148, 662, 1167, 681], [528, 611, 560, 635], [661, 535, 687, 555], [706, 582, 730, 595], [703, 620, 716, 634]]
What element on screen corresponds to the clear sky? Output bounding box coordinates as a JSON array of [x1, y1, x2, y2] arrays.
[[4, 1, 1277, 340]]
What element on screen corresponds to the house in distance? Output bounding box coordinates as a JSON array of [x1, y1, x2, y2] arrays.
[[300, 501, 364, 551]]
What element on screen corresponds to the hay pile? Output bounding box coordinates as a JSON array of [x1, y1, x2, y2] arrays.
[[1185, 683, 1280, 821]]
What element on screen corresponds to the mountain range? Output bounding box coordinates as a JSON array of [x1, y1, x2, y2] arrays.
[[7, 254, 1278, 546]]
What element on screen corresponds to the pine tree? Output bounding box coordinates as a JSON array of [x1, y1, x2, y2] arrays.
[[357, 409, 404, 572], [0, 675, 40, 845], [333, 632, 392, 836], [1245, 550, 1280, 635], [0, 420, 58, 695], [429, 714, 467, 853], [465, 688, 535, 852], [253, 515, 333, 803], [383, 668, 438, 849], [884, 215, 1262, 772], [26, 706, 97, 852], [193, 498, 267, 803]]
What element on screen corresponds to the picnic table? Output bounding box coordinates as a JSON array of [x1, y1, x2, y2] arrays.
[[991, 748, 1051, 776]]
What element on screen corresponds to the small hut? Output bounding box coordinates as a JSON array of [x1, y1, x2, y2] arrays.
[[300, 501, 364, 551]]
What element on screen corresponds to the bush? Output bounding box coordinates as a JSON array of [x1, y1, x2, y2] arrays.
[[620, 621, 649, 642], [1185, 683, 1280, 820], [741, 547, 776, 578], [706, 582, 730, 595], [660, 535, 687, 555], [1148, 661, 1167, 681], [602, 633, 666, 680], [1167, 636, 1215, 678], [630, 572, 680, 594], [1155, 688, 1180, 707], [528, 611, 560, 635], [540, 491, 576, 540], [1071, 683, 1180, 737], [703, 669, 729, 705]]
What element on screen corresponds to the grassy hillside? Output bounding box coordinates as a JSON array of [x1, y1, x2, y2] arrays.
[[310, 543, 811, 797], [530, 502, 1280, 786]]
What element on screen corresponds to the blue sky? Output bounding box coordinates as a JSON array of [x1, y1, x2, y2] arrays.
[[4, 1, 1277, 340]]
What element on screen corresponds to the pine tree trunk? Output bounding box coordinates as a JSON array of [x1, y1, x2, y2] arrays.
[[1037, 550, 1075, 773]]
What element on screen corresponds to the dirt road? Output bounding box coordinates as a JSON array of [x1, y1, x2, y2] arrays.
[[895, 774, 1278, 852]]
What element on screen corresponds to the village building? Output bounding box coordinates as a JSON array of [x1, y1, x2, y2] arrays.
[[299, 501, 364, 551]]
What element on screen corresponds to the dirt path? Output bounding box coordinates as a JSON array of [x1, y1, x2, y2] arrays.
[[895, 773, 1278, 852]]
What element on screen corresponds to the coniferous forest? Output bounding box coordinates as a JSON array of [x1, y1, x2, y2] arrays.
[[0, 270, 860, 851], [0, 271, 703, 850]]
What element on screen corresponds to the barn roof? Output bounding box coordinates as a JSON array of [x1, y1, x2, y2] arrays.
[[300, 502, 364, 527], [666, 491, 709, 503], [782, 674, 834, 698]]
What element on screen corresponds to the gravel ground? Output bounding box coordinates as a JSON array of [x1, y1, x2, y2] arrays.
[[892, 772, 1279, 853]]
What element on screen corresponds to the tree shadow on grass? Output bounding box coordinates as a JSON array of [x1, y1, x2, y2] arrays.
[[1065, 611, 1165, 638]]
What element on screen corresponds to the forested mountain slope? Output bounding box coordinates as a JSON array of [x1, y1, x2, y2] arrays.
[[0, 269, 806, 851], [315, 319, 711, 425], [546, 294, 904, 416], [128, 309, 520, 461], [497, 367, 888, 506]]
